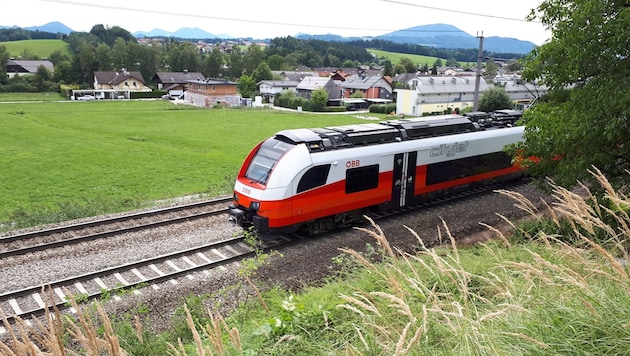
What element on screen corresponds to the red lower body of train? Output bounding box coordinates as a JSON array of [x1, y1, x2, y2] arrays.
[[229, 116, 524, 240]]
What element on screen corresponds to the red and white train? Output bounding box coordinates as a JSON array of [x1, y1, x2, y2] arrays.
[[229, 113, 524, 240]]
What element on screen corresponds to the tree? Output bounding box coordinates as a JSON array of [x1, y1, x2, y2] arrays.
[[203, 47, 224, 78], [310, 88, 328, 112], [508, 0, 630, 193], [76, 40, 96, 83], [0, 45, 9, 84], [399, 57, 417, 73], [382, 60, 393, 77], [111, 38, 128, 70], [168, 42, 201, 72], [266, 54, 285, 71], [227, 45, 244, 79], [237, 75, 256, 98], [48, 50, 68, 66], [252, 62, 272, 84], [445, 58, 460, 67], [243, 43, 265, 75], [52, 60, 73, 84], [484, 59, 499, 78], [95, 43, 113, 71], [128, 43, 162, 83], [478, 86, 513, 112]]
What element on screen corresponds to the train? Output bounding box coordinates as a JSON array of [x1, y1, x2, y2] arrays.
[[228, 112, 525, 240]]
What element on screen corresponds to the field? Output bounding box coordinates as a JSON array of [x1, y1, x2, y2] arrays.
[[368, 48, 475, 67], [0, 99, 370, 229], [0, 39, 72, 58]]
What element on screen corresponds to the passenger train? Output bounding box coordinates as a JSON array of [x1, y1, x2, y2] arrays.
[[228, 113, 524, 240]]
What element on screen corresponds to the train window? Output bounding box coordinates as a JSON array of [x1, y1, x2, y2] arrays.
[[297, 165, 331, 193], [346, 164, 379, 194], [245, 138, 294, 184], [426, 152, 512, 185]]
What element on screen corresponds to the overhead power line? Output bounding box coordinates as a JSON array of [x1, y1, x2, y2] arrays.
[[39, 0, 540, 35], [379, 0, 542, 23]]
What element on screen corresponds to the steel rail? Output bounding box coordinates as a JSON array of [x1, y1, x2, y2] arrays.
[[0, 198, 232, 259]]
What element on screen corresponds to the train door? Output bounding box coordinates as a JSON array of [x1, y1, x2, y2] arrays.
[[391, 152, 417, 208]]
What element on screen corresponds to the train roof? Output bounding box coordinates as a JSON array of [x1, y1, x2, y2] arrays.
[[274, 114, 520, 152]]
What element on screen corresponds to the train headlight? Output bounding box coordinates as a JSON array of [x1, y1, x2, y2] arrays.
[[233, 192, 239, 203], [250, 201, 260, 211]]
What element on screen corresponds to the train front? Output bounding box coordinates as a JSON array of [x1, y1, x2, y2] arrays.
[[228, 132, 312, 238]]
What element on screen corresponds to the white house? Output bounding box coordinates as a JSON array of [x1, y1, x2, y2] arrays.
[[395, 76, 488, 116], [257, 80, 298, 103]]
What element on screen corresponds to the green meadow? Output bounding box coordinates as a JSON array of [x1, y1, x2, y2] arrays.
[[0, 99, 368, 229], [368, 48, 476, 67], [1, 39, 72, 58]]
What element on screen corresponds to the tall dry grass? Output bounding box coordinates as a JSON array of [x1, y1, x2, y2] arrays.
[[2, 168, 628, 354], [0, 288, 243, 356], [338, 168, 629, 355], [0, 287, 128, 355]]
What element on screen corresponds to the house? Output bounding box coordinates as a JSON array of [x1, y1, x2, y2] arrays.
[[395, 75, 488, 116], [504, 80, 548, 109], [152, 71, 205, 99], [273, 70, 317, 82], [94, 70, 151, 93], [296, 77, 341, 100], [340, 74, 393, 100], [185, 78, 240, 107], [257, 80, 298, 104], [6, 59, 54, 78]]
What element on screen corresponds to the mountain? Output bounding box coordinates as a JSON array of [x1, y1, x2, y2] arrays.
[[297, 23, 536, 54], [375, 24, 535, 54], [133, 27, 231, 39], [24, 21, 74, 34]]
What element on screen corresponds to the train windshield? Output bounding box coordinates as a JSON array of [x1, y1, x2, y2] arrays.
[[244, 138, 295, 185]]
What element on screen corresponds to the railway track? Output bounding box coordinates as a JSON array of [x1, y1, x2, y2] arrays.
[[0, 197, 232, 260], [0, 234, 265, 332], [0, 180, 529, 335]]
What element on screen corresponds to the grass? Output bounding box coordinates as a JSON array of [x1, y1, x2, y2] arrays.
[[0, 39, 72, 59], [0, 92, 66, 102], [0, 99, 373, 229], [2, 169, 629, 354], [368, 48, 476, 67]]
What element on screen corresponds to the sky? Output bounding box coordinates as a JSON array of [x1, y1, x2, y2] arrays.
[[8, 0, 551, 45]]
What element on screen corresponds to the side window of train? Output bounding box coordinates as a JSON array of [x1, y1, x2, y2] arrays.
[[346, 164, 379, 194], [297, 164, 331, 193]]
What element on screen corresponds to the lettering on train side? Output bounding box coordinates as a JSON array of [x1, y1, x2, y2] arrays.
[[430, 142, 469, 158], [345, 160, 361, 168]]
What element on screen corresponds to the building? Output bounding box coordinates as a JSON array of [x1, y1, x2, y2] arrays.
[[94, 70, 151, 92], [395, 76, 487, 116], [340, 74, 393, 100], [185, 78, 240, 107], [5, 59, 54, 78], [257, 80, 299, 104], [152, 71, 206, 99], [296, 77, 341, 100]]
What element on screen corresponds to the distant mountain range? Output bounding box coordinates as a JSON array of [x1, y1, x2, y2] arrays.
[[2, 22, 536, 54], [296, 24, 536, 54], [0, 21, 74, 35]]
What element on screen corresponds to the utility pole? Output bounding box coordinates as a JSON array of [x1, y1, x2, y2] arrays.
[[473, 33, 484, 111]]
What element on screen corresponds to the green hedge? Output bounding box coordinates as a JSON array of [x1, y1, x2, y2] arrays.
[[369, 103, 397, 114], [131, 90, 167, 99]]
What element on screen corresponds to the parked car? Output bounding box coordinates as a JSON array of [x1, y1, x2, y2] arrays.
[[78, 95, 95, 101]]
